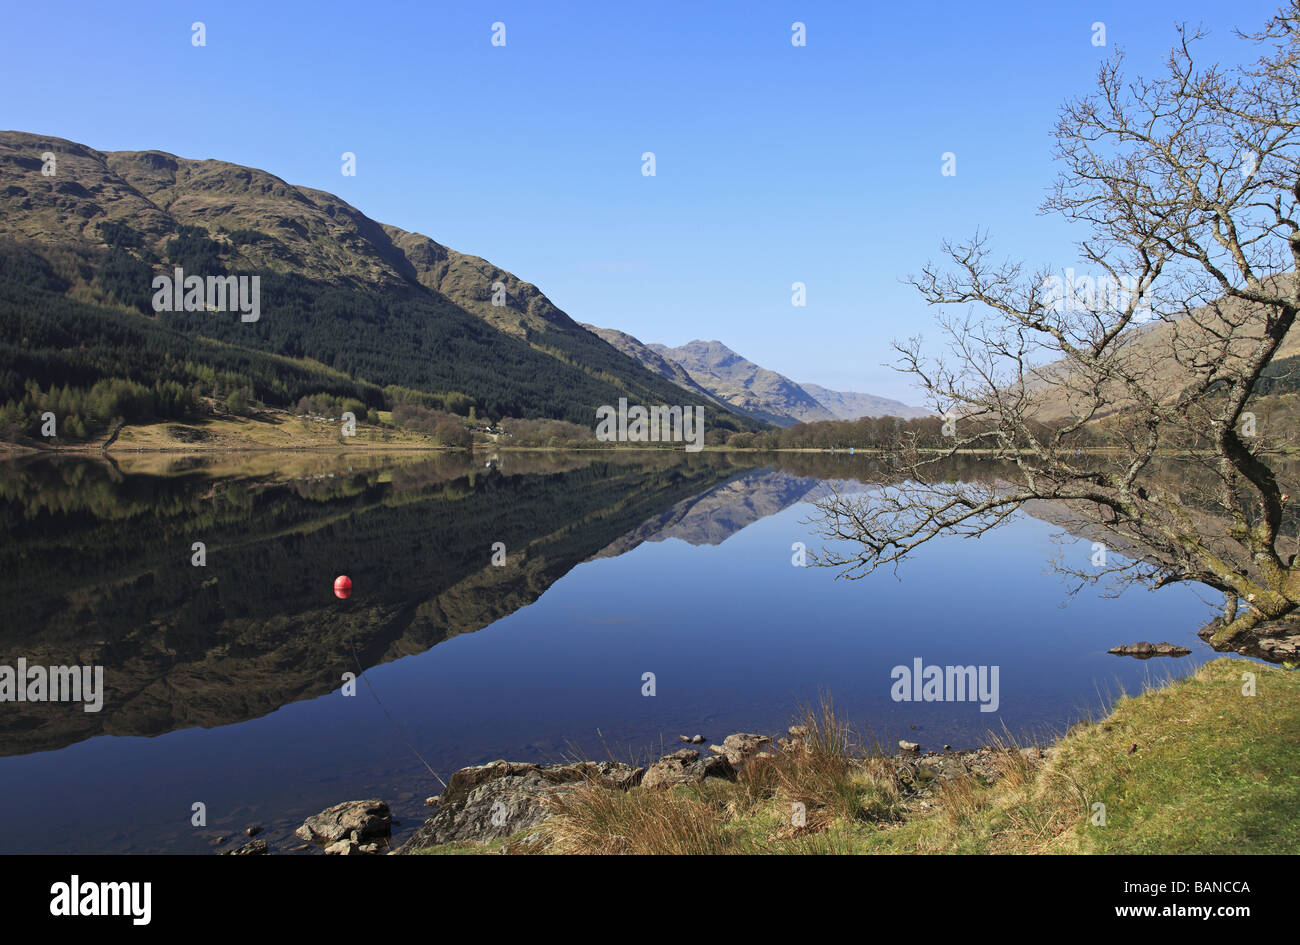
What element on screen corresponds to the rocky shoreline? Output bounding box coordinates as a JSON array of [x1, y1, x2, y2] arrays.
[[229, 728, 1052, 855], [214, 625, 1297, 856], [1198, 615, 1300, 662]]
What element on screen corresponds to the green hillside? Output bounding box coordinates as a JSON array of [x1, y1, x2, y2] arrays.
[[0, 131, 764, 442]]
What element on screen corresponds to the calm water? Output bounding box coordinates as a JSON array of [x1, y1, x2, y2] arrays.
[[0, 450, 1231, 853]]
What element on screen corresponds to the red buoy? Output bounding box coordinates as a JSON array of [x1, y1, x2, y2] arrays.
[[334, 575, 352, 599]]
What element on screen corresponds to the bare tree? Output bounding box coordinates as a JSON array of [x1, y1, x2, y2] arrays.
[[810, 4, 1300, 657]]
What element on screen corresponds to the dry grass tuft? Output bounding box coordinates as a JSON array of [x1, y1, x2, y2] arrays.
[[537, 778, 734, 855]]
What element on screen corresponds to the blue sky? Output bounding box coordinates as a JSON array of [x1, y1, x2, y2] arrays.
[[1, 0, 1282, 402]]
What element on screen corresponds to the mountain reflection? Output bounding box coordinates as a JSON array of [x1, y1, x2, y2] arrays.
[[4, 449, 1271, 758], [0, 452, 762, 755]]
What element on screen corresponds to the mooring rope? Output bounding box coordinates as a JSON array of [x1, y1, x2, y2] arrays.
[[349, 637, 448, 790]]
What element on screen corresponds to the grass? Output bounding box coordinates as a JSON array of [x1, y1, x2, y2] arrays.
[[1027, 658, 1300, 854], [109, 408, 440, 452], [414, 658, 1300, 855]]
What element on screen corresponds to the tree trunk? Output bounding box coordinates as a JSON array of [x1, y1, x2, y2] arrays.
[[1211, 608, 1271, 647]]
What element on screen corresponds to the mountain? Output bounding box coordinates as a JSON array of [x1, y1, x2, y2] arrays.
[[1018, 283, 1300, 424], [798, 383, 931, 420], [591, 467, 822, 557], [644, 339, 836, 426], [583, 327, 925, 426], [0, 131, 762, 434], [579, 324, 727, 409]]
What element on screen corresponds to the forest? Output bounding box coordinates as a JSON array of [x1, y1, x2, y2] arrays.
[[0, 228, 759, 444]]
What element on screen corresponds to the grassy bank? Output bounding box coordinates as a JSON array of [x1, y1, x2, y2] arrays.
[[0, 409, 450, 454], [417, 658, 1299, 854]]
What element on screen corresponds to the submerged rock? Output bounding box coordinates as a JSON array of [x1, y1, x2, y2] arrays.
[[222, 838, 268, 855], [1108, 641, 1191, 658]]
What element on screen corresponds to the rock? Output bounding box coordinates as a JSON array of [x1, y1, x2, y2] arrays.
[[679, 735, 691, 742], [1254, 634, 1300, 661], [1201, 616, 1300, 663], [1197, 618, 1224, 641], [641, 749, 736, 790], [779, 725, 812, 752], [294, 799, 392, 845], [701, 754, 737, 776], [658, 747, 699, 764], [245, 825, 262, 837], [708, 733, 773, 767], [961, 748, 1010, 783], [425, 796, 439, 807], [395, 760, 644, 852], [222, 839, 267, 855], [1107, 641, 1191, 658], [289, 843, 311, 853], [895, 748, 1011, 794], [918, 752, 967, 778], [324, 839, 358, 855], [899, 740, 921, 753], [211, 836, 229, 845], [690, 734, 706, 744]]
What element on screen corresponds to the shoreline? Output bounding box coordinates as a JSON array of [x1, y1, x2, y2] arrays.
[[3, 440, 1262, 458], [242, 657, 1298, 856]]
